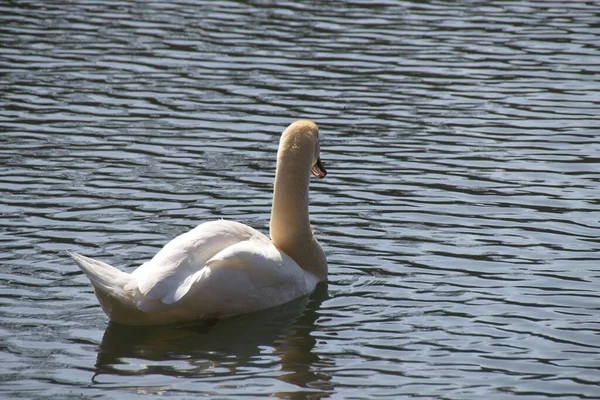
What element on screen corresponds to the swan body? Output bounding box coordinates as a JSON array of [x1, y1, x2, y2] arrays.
[[69, 120, 327, 325]]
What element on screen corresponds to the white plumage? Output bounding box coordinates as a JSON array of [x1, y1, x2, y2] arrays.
[[69, 120, 327, 325]]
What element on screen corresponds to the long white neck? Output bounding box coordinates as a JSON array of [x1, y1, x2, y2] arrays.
[[269, 136, 326, 280]]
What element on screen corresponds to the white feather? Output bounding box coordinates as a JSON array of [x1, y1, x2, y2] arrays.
[[69, 220, 319, 325], [68, 120, 327, 326]]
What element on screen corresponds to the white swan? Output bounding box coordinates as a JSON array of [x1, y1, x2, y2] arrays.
[[69, 120, 327, 326]]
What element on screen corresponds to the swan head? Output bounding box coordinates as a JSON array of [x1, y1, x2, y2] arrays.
[[279, 120, 327, 179]]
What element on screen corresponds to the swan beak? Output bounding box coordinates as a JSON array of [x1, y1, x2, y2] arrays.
[[311, 157, 327, 179]]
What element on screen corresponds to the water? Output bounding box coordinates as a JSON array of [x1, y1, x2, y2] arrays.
[[1, 0, 600, 398]]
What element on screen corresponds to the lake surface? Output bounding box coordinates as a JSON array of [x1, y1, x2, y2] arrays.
[[2, 0, 600, 398]]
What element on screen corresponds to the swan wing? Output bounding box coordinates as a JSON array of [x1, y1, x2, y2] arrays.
[[128, 220, 259, 307], [206, 238, 287, 287], [198, 238, 319, 316]]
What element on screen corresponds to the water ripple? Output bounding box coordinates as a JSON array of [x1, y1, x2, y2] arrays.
[[2, 0, 600, 398]]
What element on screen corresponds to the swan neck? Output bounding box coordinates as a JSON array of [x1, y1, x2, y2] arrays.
[[270, 150, 326, 280], [272, 157, 311, 234]]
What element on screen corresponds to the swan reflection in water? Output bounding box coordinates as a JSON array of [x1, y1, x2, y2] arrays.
[[93, 284, 333, 397]]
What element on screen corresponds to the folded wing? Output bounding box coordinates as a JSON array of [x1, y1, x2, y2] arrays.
[[128, 220, 259, 310]]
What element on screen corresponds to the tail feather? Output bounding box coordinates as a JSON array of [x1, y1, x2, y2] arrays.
[[68, 251, 131, 299], [69, 251, 198, 325]]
